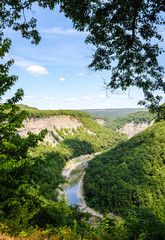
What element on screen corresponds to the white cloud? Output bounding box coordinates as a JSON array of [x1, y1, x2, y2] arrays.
[[82, 96, 92, 100], [59, 77, 65, 81], [14, 56, 33, 68], [23, 96, 39, 102], [26, 65, 49, 75], [42, 27, 87, 36], [65, 98, 78, 101], [24, 96, 38, 99], [75, 72, 83, 76], [98, 94, 106, 98], [44, 97, 55, 100]]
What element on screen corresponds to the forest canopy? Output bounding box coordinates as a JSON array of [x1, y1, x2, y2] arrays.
[[84, 121, 165, 220]]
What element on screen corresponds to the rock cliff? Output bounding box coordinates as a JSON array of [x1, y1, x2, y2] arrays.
[[95, 119, 105, 125], [117, 121, 154, 138], [18, 115, 82, 145]]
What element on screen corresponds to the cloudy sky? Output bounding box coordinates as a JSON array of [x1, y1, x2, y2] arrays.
[[2, 4, 165, 110]]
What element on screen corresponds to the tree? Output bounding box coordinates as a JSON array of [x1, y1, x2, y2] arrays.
[[1, 1, 165, 111], [155, 103, 165, 122], [0, 35, 50, 227], [59, 0, 165, 112], [0, 2, 50, 228]]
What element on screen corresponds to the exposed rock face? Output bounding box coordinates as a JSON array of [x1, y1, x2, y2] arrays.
[[117, 121, 154, 138], [95, 119, 105, 125], [18, 115, 82, 145]]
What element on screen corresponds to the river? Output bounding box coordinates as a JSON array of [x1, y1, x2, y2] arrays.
[[64, 184, 80, 205], [61, 153, 104, 219], [62, 154, 94, 206], [61, 152, 122, 221]]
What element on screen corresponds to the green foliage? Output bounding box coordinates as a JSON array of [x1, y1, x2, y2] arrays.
[[105, 110, 156, 130], [124, 208, 165, 240], [51, 130, 60, 142], [37, 116, 127, 160], [84, 121, 165, 220], [0, 37, 49, 232], [1, 208, 165, 240], [66, 116, 127, 154], [0, 34, 90, 236], [0, 1, 58, 45], [18, 106, 127, 158], [2, 1, 165, 111], [155, 103, 165, 123], [18, 107, 92, 120], [92, 114, 116, 125], [59, 0, 165, 111], [1, 2, 165, 238]]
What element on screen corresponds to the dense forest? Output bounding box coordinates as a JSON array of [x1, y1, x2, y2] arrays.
[[84, 121, 165, 222], [1, 104, 165, 239], [18, 104, 93, 119], [0, 104, 128, 237]]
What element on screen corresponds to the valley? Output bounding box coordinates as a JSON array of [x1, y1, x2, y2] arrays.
[[1, 105, 165, 239], [61, 153, 103, 218]]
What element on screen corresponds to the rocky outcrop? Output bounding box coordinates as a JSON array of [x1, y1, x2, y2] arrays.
[[18, 115, 82, 145], [95, 119, 105, 125], [117, 121, 154, 138]]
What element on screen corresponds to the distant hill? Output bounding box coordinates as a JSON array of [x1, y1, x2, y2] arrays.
[[17, 104, 38, 110], [84, 121, 165, 221], [83, 108, 145, 118]]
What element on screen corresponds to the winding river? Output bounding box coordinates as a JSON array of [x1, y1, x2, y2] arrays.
[[61, 153, 103, 218], [61, 152, 122, 222]]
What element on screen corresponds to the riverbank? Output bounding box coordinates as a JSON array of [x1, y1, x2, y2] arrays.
[[61, 152, 121, 221], [62, 153, 99, 179], [78, 174, 103, 218], [61, 153, 103, 217]]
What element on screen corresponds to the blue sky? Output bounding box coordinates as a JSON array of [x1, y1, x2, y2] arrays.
[[2, 4, 165, 110]]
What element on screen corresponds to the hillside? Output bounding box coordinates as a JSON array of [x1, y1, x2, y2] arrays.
[[104, 110, 155, 130], [19, 108, 127, 157], [116, 121, 154, 138], [83, 121, 165, 221], [1, 104, 165, 239], [93, 110, 156, 138]]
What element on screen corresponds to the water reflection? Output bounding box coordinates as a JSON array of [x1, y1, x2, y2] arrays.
[[65, 184, 81, 206]]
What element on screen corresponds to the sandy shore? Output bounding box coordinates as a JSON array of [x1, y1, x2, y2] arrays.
[[62, 153, 96, 179], [78, 174, 103, 218]]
